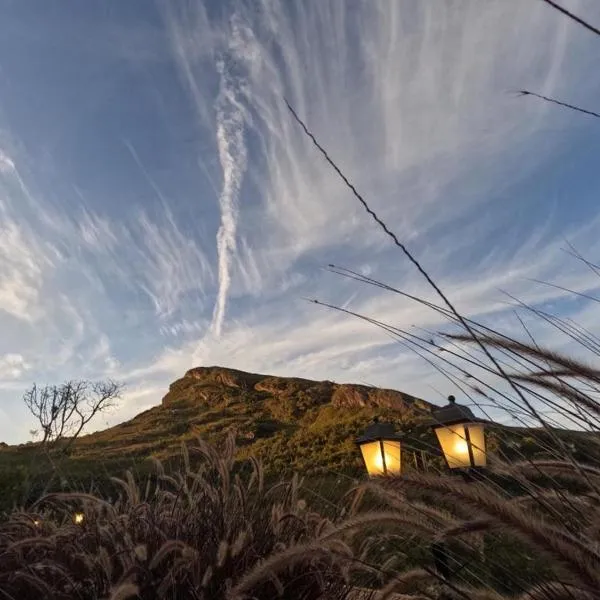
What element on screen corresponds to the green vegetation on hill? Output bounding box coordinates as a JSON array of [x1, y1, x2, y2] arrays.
[[2, 361, 600, 598], [1, 366, 598, 514], [0, 367, 431, 510], [64, 366, 433, 473]]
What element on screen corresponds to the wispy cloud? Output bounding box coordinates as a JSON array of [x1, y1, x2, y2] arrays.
[[211, 28, 249, 336], [1, 1, 600, 442], [0, 354, 29, 379], [0, 149, 16, 173], [0, 153, 57, 322], [114, 0, 600, 411], [135, 207, 214, 318], [0, 222, 45, 321], [163, 0, 597, 301]]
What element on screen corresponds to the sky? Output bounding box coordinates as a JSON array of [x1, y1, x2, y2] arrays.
[[1, 0, 600, 444]]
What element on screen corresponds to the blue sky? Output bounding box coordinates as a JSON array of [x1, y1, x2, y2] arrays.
[[1, 0, 600, 443]]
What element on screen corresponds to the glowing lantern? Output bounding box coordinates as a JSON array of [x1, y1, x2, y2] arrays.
[[356, 418, 403, 477], [432, 396, 486, 470], [73, 512, 85, 525]]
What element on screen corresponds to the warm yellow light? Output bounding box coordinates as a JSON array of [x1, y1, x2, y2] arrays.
[[373, 451, 397, 471], [454, 438, 469, 457], [373, 449, 383, 471], [359, 439, 401, 476], [33, 519, 41, 527], [434, 423, 486, 469], [73, 512, 85, 525], [466, 424, 486, 467]]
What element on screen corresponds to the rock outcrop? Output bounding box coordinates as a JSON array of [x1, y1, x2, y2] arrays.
[[184, 366, 265, 390], [330, 384, 419, 411], [162, 365, 429, 417]]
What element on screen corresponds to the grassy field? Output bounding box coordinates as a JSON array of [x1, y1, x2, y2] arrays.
[[0, 367, 425, 511], [2, 366, 597, 517]]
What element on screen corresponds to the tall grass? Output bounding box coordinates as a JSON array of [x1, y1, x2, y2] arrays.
[[4, 335, 600, 599], [283, 96, 600, 599], [4, 46, 600, 597], [3, 329, 600, 599], [0, 436, 357, 599]]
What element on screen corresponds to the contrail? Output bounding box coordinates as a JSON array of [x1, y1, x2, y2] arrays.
[[211, 50, 248, 337]]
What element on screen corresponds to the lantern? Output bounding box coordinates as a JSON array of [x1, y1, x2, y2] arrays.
[[356, 418, 403, 477], [73, 512, 85, 525], [432, 395, 486, 470]]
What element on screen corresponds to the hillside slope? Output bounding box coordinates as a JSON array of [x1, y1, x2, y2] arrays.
[[2, 366, 598, 514], [71, 366, 433, 474]]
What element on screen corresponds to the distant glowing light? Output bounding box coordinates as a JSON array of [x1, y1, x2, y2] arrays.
[[73, 512, 85, 525]]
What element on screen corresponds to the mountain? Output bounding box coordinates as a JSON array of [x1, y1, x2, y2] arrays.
[[2, 366, 597, 513], [70, 366, 433, 475]]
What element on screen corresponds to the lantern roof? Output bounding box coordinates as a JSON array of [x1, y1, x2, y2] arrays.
[[431, 395, 481, 426], [356, 418, 403, 444]]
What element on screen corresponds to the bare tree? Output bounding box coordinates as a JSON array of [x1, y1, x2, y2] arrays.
[[23, 380, 122, 453]]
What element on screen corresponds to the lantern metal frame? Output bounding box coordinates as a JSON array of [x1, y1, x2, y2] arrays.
[[431, 395, 487, 473], [355, 418, 403, 477]]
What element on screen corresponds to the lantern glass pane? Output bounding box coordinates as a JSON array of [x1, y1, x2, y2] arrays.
[[467, 424, 486, 466], [434, 424, 472, 469], [382, 439, 402, 475], [359, 440, 385, 476]]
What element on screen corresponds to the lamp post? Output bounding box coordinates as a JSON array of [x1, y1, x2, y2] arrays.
[[356, 418, 403, 477], [355, 398, 488, 583], [431, 395, 486, 472], [430, 396, 488, 582]]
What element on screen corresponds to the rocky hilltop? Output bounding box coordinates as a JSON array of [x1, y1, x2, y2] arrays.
[[5, 366, 596, 493], [163, 366, 428, 413], [72, 366, 432, 475]]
